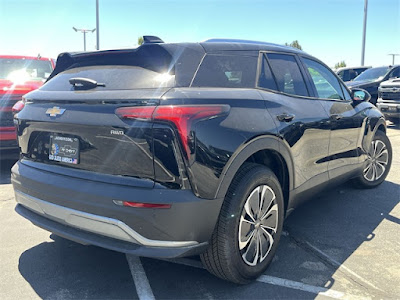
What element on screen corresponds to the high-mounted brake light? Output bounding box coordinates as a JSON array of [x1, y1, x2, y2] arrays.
[[12, 100, 25, 114], [115, 105, 230, 158]]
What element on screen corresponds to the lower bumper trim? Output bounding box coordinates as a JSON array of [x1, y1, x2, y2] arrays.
[[14, 190, 198, 248], [15, 204, 208, 258]]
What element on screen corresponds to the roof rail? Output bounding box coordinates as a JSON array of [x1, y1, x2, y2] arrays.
[[143, 36, 164, 44], [203, 38, 283, 48]]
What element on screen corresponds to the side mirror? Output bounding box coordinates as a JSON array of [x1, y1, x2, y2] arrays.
[[351, 88, 371, 103]]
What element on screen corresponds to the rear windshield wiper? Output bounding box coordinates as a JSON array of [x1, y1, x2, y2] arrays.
[[69, 77, 106, 89]]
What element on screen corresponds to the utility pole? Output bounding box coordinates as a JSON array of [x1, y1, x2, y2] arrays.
[[96, 0, 100, 50], [73, 27, 96, 51], [361, 0, 368, 66], [388, 54, 400, 65]]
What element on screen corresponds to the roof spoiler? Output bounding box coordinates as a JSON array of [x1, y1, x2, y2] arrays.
[[143, 36, 164, 44]]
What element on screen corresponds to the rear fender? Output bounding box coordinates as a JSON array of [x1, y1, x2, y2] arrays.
[[215, 135, 294, 200]]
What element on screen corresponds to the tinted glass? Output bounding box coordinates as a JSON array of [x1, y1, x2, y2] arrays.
[[342, 70, 350, 81], [42, 65, 175, 91], [266, 53, 308, 97], [258, 54, 277, 90], [0, 58, 53, 81], [389, 67, 400, 78], [303, 58, 344, 100], [354, 67, 390, 82], [192, 54, 257, 88], [341, 83, 352, 100]]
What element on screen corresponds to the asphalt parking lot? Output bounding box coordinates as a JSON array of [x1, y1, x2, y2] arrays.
[[1, 122, 399, 300]]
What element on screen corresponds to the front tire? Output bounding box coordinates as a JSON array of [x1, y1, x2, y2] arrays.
[[352, 130, 392, 188], [200, 163, 284, 284]]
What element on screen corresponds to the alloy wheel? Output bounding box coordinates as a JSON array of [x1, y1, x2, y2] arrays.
[[238, 185, 278, 266], [363, 140, 389, 182]]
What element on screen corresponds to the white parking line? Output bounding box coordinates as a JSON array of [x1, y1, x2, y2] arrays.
[[159, 257, 367, 300], [126, 255, 155, 300], [304, 241, 384, 293]]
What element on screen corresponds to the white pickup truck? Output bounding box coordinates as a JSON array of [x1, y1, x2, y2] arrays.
[[377, 78, 400, 124]]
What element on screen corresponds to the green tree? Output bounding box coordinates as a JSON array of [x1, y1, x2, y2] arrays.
[[138, 36, 144, 46], [334, 61, 347, 69], [285, 40, 302, 50]]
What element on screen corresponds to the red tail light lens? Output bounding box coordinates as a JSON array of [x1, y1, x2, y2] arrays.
[[115, 106, 156, 119], [12, 100, 25, 114], [115, 105, 230, 158]]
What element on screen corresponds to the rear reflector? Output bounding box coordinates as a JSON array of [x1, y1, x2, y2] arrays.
[[12, 100, 25, 114], [113, 200, 171, 209], [115, 105, 230, 157]]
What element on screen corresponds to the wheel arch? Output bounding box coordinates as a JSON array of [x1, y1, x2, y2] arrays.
[[215, 136, 294, 214]]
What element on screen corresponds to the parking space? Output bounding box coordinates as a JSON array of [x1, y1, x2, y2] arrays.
[[1, 123, 399, 299]]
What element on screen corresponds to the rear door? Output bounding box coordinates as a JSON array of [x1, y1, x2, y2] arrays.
[[300, 57, 363, 180], [257, 52, 331, 193]]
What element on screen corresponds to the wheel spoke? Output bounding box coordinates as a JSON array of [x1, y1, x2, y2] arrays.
[[376, 150, 388, 164], [375, 162, 385, 180], [242, 232, 259, 266], [260, 227, 274, 260], [244, 188, 259, 221], [363, 162, 374, 181], [239, 215, 255, 250], [259, 186, 275, 220], [375, 142, 386, 158]]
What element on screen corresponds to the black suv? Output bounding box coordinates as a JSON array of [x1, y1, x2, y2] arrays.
[[12, 38, 392, 284]]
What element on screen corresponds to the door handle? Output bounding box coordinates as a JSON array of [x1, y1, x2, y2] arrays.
[[277, 113, 295, 122], [331, 114, 343, 120]]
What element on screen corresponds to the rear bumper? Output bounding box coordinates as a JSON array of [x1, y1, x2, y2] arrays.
[[15, 204, 208, 258], [12, 160, 223, 258]]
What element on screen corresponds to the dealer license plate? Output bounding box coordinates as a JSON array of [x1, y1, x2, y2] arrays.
[[49, 135, 80, 164]]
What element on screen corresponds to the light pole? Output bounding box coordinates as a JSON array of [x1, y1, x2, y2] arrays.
[[388, 54, 400, 65], [96, 0, 100, 50], [361, 0, 368, 66], [72, 27, 96, 51]]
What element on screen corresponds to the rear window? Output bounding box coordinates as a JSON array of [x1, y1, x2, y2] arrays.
[[191, 54, 257, 88], [42, 44, 204, 91], [0, 58, 53, 81], [41, 65, 175, 90]]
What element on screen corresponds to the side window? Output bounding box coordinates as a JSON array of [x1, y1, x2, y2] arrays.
[[258, 54, 278, 91], [266, 53, 309, 97], [389, 67, 400, 78], [341, 83, 352, 100], [192, 54, 257, 88], [342, 70, 350, 82], [303, 58, 345, 100]]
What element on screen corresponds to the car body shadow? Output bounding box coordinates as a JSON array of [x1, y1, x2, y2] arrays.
[[17, 179, 400, 299], [18, 235, 137, 299]]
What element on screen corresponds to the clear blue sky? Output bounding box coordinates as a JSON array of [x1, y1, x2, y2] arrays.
[[0, 0, 399, 68]]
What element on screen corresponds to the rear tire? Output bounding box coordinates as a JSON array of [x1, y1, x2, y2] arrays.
[[352, 130, 392, 189], [200, 163, 284, 284]]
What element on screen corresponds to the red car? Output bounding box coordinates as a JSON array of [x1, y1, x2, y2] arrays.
[[0, 55, 55, 159]]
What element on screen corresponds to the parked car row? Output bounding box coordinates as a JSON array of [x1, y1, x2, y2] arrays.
[[0, 55, 55, 159]]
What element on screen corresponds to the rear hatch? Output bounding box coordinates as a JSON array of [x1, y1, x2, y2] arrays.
[[15, 43, 205, 187]]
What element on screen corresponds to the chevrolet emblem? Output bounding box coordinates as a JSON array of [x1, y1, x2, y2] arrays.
[[46, 107, 66, 117]]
